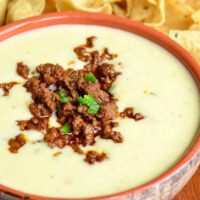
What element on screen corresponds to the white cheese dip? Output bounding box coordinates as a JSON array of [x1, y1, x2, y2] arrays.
[[0, 25, 199, 198]]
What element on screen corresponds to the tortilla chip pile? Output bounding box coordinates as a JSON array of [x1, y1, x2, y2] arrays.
[[0, 0, 200, 64]]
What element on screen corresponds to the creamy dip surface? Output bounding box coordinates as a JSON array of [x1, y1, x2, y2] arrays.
[[0, 25, 199, 198]]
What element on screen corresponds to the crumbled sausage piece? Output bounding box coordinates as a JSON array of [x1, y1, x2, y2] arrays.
[[97, 63, 121, 90], [111, 132, 123, 143], [74, 36, 96, 62], [120, 108, 144, 121], [74, 47, 90, 62], [57, 103, 75, 124], [17, 117, 49, 132], [63, 69, 84, 100], [77, 105, 92, 119], [17, 62, 30, 79], [85, 36, 96, 48], [44, 128, 67, 148], [101, 123, 113, 139], [84, 51, 102, 71], [84, 150, 107, 164], [77, 73, 87, 90], [37, 63, 64, 85], [100, 121, 121, 142], [24, 77, 41, 93], [25, 78, 59, 112], [83, 82, 110, 103], [72, 116, 85, 135], [29, 103, 51, 118], [134, 113, 144, 121], [97, 63, 116, 78], [0, 82, 17, 96], [71, 144, 84, 154], [8, 134, 27, 153], [120, 107, 134, 118], [83, 124, 95, 145], [101, 48, 117, 60], [100, 101, 118, 121]]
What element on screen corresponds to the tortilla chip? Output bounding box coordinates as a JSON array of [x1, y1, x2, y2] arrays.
[[189, 23, 200, 31], [113, 0, 133, 17], [186, 0, 200, 10], [188, 9, 200, 30], [103, 0, 121, 3], [6, 0, 46, 24], [0, 0, 8, 25], [43, 0, 57, 13], [148, 0, 157, 5], [113, 4, 126, 17], [191, 9, 200, 24], [159, 0, 194, 33], [129, 0, 165, 27], [55, 0, 114, 14], [146, 0, 165, 27], [169, 30, 200, 63]]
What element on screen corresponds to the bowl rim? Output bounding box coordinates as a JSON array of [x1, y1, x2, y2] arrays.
[[0, 11, 200, 200]]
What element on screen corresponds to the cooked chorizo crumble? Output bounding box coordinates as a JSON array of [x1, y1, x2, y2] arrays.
[[1, 36, 144, 164], [0, 81, 18, 96]]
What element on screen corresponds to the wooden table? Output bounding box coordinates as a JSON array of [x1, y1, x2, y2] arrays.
[[173, 167, 200, 200]]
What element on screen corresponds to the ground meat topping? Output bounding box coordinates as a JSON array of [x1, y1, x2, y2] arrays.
[[29, 103, 51, 118], [44, 127, 67, 148], [111, 132, 124, 143], [84, 150, 107, 164], [101, 48, 117, 61], [7, 36, 144, 164], [83, 124, 95, 146], [8, 134, 27, 153], [99, 101, 118, 121], [73, 37, 96, 62], [83, 82, 110, 103], [120, 107, 144, 121], [17, 62, 30, 79], [71, 144, 84, 154], [0, 82, 18, 96], [36, 63, 64, 85], [97, 63, 121, 90], [17, 117, 49, 132], [134, 113, 144, 121]]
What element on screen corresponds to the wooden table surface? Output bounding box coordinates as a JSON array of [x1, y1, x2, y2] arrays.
[[173, 167, 200, 200]]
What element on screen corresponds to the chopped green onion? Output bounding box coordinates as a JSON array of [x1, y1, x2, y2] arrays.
[[77, 94, 100, 115], [84, 95, 95, 106], [77, 96, 85, 105], [77, 94, 95, 107], [60, 123, 70, 134], [85, 73, 96, 83], [88, 102, 100, 115], [57, 91, 69, 103]]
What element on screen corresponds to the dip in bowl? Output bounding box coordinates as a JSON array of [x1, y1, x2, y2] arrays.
[[0, 12, 199, 200]]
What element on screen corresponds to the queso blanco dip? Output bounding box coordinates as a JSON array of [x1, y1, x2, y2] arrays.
[[0, 25, 199, 198]]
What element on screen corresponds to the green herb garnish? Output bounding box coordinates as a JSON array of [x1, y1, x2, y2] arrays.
[[60, 123, 70, 134], [77, 94, 100, 115], [77, 94, 95, 107], [85, 73, 96, 83], [88, 102, 100, 115], [57, 90, 69, 103]]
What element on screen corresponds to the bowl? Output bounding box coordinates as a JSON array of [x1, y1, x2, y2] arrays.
[[0, 12, 199, 200]]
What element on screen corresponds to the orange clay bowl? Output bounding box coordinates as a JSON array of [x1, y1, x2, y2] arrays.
[[0, 12, 199, 200]]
